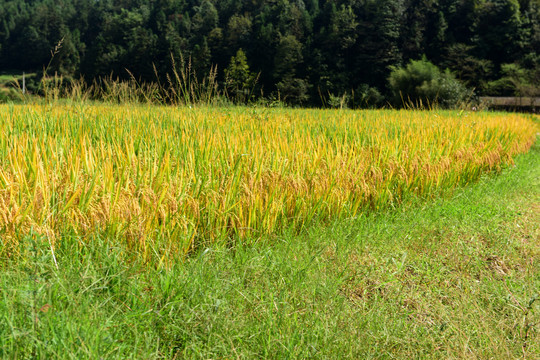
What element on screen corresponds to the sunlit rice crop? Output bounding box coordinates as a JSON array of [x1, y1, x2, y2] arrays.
[[0, 103, 537, 260]]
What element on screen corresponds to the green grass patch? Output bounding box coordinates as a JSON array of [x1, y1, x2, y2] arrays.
[[0, 72, 37, 82], [0, 72, 39, 103], [1, 139, 538, 359]]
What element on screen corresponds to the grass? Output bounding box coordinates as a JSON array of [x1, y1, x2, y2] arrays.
[[0, 73, 24, 83], [0, 123, 537, 358], [0, 72, 37, 86], [0, 72, 38, 103]]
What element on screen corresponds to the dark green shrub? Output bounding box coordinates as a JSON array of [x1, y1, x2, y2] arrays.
[[486, 63, 540, 97], [353, 84, 384, 109], [388, 57, 470, 109]]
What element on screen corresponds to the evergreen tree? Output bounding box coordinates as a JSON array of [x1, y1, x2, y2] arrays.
[[224, 48, 256, 102]]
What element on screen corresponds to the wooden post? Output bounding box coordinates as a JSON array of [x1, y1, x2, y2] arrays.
[[22, 72, 26, 94]]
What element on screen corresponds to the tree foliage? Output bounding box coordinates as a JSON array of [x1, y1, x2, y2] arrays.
[[0, 0, 538, 106], [224, 48, 256, 103]]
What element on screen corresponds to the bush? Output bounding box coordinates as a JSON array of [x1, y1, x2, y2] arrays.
[[485, 63, 540, 97], [353, 84, 384, 109], [388, 57, 470, 109], [276, 78, 310, 106], [327, 92, 350, 109]]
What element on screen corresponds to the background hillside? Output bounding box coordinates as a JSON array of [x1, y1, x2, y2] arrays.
[[0, 0, 539, 106]]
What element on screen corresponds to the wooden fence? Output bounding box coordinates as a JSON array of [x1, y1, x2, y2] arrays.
[[480, 97, 539, 111]]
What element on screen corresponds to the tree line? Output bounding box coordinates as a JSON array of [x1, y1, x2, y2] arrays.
[[0, 0, 539, 107]]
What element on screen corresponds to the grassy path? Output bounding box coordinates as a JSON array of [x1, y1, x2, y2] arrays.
[[1, 139, 538, 359]]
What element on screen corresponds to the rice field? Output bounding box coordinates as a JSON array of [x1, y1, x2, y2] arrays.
[[0, 104, 537, 260]]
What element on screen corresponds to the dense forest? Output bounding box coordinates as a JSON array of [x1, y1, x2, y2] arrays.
[[0, 0, 539, 106]]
